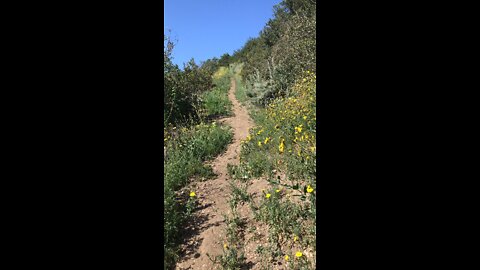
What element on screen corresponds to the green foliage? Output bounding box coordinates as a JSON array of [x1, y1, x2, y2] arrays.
[[163, 0, 317, 268], [228, 74, 316, 269], [164, 122, 233, 269], [202, 88, 232, 117], [229, 181, 251, 209], [269, 13, 316, 95], [163, 47, 236, 268], [234, 76, 247, 105], [200, 57, 220, 76], [163, 35, 214, 126], [201, 70, 233, 118], [230, 0, 316, 105], [239, 72, 316, 181], [202, 88, 232, 116], [218, 53, 232, 67], [164, 123, 232, 190], [209, 246, 246, 270]]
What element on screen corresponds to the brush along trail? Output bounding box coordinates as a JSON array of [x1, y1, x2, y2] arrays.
[[176, 78, 254, 270]]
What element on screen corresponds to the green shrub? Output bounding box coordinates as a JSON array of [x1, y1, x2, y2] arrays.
[[202, 87, 232, 117], [164, 35, 214, 126], [201, 67, 233, 118], [230, 0, 316, 104]]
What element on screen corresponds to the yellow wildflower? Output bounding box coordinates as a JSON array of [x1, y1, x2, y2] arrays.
[[294, 235, 298, 242], [258, 141, 262, 147], [264, 137, 270, 144], [189, 192, 196, 197], [285, 255, 289, 261], [275, 189, 281, 193], [265, 193, 271, 198], [279, 139, 285, 153], [307, 185, 314, 193], [295, 251, 303, 258], [303, 116, 307, 120]]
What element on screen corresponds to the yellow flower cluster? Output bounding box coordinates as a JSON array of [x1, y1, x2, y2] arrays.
[[235, 72, 316, 267], [240, 71, 316, 180], [265, 72, 316, 162], [212, 66, 228, 80]]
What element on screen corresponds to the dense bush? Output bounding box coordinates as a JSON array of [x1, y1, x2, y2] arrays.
[[202, 73, 232, 117], [163, 35, 214, 125], [229, 0, 316, 105]]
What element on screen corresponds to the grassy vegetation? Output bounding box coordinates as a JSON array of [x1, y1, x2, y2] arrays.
[[164, 122, 232, 268], [221, 69, 316, 269], [201, 67, 233, 118], [163, 68, 235, 269], [227, 0, 316, 107], [164, 0, 316, 267], [234, 75, 248, 106], [210, 169, 249, 270]]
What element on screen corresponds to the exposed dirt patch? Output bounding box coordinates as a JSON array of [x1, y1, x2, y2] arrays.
[[176, 78, 254, 270]]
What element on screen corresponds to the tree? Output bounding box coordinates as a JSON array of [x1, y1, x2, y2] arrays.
[[218, 53, 231, 67]]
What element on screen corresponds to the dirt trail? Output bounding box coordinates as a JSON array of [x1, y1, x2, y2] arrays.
[[176, 78, 254, 270]]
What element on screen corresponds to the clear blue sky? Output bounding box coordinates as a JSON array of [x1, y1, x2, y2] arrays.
[[164, 0, 281, 67]]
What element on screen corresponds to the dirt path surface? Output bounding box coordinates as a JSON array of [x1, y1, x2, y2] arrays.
[[176, 78, 254, 270]]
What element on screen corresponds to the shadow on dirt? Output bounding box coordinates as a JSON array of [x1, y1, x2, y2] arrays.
[[203, 113, 233, 123], [178, 202, 223, 261]]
